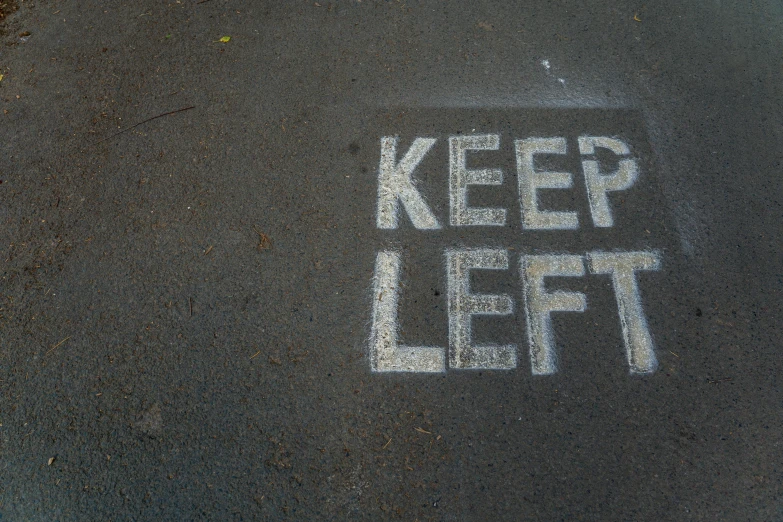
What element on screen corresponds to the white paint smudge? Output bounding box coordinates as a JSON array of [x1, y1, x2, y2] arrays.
[[515, 137, 579, 230], [588, 251, 660, 375], [541, 59, 551, 71], [448, 134, 506, 226], [521, 254, 587, 375], [446, 248, 516, 369], [376, 137, 441, 230], [578, 136, 639, 227], [370, 251, 446, 373]]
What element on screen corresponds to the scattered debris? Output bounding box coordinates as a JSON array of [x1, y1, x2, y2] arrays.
[[634, 13, 642, 22], [382, 438, 392, 450], [477, 21, 494, 31], [414, 427, 431, 435], [0, 0, 19, 20], [250, 350, 261, 359], [218, 36, 231, 43], [204, 245, 213, 256], [92, 106, 195, 145], [46, 336, 71, 356], [48, 456, 56, 466]]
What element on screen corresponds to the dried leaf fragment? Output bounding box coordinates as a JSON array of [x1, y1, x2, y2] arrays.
[[253, 226, 271, 250]]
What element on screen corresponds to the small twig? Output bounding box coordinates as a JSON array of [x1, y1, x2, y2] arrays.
[[414, 427, 431, 435], [196, 0, 214, 4], [46, 336, 71, 356], [250, 350, 261, 359], [93, 106, 195, 145], [189, 297, 193, 317], [382, 438, 392, 450]]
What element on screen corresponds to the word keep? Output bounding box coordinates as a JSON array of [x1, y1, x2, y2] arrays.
[[376, 135, 638, 230]]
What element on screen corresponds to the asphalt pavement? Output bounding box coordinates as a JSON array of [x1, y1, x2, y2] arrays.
[[1, 1, 782, 520]]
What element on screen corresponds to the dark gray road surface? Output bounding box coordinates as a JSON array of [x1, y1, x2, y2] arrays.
[[1, 1, 782, 520]]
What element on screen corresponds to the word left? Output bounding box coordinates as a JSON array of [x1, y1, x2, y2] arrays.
[[369, 249, 660, 375]]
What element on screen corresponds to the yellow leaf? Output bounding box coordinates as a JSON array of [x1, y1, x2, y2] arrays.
[[219, 36, 231, 43], [0, 74, 4, 82]]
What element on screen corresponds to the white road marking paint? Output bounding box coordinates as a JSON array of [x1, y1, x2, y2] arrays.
[[521, 255, 586, 375], [370, 251, 446, 373], [516, 138, 579, 230], [448, 134, 507, 226], [370, 132, 664, 376], [578, 136, 639, 227], [446, 249, 517, 369], [376, 137, 441, 230], [588, 251, 660, 375]]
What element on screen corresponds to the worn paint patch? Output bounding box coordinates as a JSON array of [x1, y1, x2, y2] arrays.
[[579, 136, 639, 227], [516, 137, 579, 230], [370, 250, 446, 373], [588, 251, 661, 374], [376, 137, 441, 230], [520, 254, 587, 375], [446, 248, 516, 370], [448, 134, 506, 226]]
